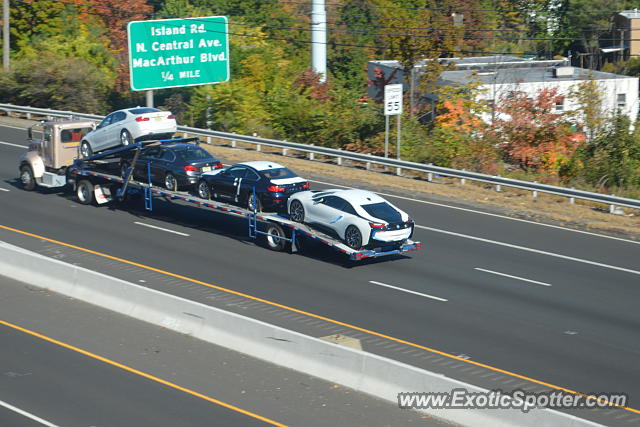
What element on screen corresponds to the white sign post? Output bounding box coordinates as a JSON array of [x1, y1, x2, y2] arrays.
[[384, 84, 403, 162]]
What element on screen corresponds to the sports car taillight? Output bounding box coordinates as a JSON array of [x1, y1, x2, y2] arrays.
[[135, 116, 150, 122], [167, 115, 176, 119], [183, 165, 199, 171], [214, 163, 223, 169], [369, 222, 386, 230], [302, 182, 310, 189], [267, 185, 286, 192]]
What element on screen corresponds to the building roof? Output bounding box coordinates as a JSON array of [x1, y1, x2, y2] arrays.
[[439, 67, 633, 86], [619, 10, 640, 19]]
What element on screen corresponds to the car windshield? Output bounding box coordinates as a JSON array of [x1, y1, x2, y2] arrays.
[[129, 107, 161, 115], [261, 168, 297, 179], [361, 202, 402, 223], [176, 146, 212, 161]]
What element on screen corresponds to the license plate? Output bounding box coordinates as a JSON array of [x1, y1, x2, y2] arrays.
[[154, 116, 163, 121], [202, 166, 211, 172]]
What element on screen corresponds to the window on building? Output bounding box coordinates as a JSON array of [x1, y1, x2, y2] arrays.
[[617, 93, 627, 109], [555, 96, 565, 111]]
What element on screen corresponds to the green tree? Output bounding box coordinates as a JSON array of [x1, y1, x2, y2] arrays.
[[567, 77, 609, 142], [0, 54, 111, 113]]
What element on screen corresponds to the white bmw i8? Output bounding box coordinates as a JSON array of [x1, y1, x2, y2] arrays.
[[287, 189, 414, 249]]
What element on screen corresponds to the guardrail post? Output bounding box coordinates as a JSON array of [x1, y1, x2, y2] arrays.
[[427, 163, 433, 182], [366, 162, 371, 170], [182, 132, 188, 138], [231, 132, 237, 148], [282, 148, 288, 156], [569, 187, 575, 204], [26, 112, 31, 119], [206, 136, 211, 145], [396, 167, 402, 176], [460, 169, 466, 185], [532, 181, 537, 198], [495, 175, 501, 192], [337, 148, 342, 166], [309, 144, 315, 160]]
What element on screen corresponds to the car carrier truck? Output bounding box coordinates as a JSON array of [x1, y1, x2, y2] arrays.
[[18, 119, 421, 261]]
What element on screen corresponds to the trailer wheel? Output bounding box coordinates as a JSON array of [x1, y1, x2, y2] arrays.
[[19, 165, 36, 191], [76, 180, 94, 205], [264, 223, 287, 251]]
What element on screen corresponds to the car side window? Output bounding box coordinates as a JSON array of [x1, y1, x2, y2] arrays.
[[244, 169, 260, 181], [144, 147, 161, 159], [228, 167, 246, 178], [342, 201, 357, 215], [97, 114, 114, 129], [113, 112, 126, 123], [160, 149, 175, 162], [322, 196, 347, 210]]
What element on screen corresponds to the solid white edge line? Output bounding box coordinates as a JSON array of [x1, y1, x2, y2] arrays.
[[134, 222, 190, 236], [474, 268, 552, 287], [307, 178, 640, 246], [0, 188, 9, 192], [417, 224, 640, 276], [368, 280, 448, 302], [0, 140, 28, 149], [0, 399, 60, 427]]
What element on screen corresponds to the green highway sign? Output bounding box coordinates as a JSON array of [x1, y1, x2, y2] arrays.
[[127, 16, 229, 91]]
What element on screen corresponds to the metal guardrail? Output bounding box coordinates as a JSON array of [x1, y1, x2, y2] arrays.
[[2, 103, 640, 211]]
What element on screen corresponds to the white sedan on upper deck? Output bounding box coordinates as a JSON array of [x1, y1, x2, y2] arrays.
[[287, 188, 414, 249], [80, 107, 177, 157]]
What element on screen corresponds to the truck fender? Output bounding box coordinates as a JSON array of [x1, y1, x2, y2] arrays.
[[20, 151, 45, 179]]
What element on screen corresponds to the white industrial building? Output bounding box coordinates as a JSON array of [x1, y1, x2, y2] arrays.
[[367, 56, 639, 128]]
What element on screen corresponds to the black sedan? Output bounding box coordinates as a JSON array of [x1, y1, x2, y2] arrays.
[[120, 142, 222, 191], [196, 161, 309, 211]]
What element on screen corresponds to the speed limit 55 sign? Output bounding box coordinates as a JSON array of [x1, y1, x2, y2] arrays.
[[384, 84, 403, 116]]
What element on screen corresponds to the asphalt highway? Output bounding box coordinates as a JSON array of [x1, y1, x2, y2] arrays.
[[2, 122, 640, 425]]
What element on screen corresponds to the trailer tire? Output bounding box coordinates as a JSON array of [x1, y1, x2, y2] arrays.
[[76, 180, 94, 205], [264, 223, 287, 251], [120, 161, 131, 179], [19, 165, 36, 191]]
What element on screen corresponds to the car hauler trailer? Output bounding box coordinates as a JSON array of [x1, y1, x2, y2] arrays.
[[19, 121, 421, 261]]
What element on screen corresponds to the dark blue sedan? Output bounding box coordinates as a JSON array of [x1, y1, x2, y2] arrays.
[[120, 142, 222, 191], [196, 161, 309, 211]]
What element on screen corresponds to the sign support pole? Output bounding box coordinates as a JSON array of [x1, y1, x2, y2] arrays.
[[384, 115, 389, 158], [146, 90, 154, 108]]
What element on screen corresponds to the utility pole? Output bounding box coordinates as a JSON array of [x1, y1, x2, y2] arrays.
[[310, 0, 326, 82], [3, 0, 9, 72]]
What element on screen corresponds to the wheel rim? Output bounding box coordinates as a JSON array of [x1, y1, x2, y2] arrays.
[[290, 201, 304, 222], [121, 131, 131, 146], [346, 227, 361, 248], [267, 227, 282, 248], [78, 184, 88, 202], [20, 169, 32, 185], [81, 143, 90, 157], [165, 174, 176, 191], [248, 194, 258, 211], [198, 182, 209, 199]]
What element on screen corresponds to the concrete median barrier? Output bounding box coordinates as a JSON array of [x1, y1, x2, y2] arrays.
[[0, 241, 602, 427]]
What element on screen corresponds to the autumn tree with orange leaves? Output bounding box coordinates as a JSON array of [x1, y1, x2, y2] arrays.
[[484, 88, 582, 179]]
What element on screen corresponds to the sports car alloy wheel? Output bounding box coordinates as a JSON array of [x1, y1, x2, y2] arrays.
[[345, 225, 362, 249]]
